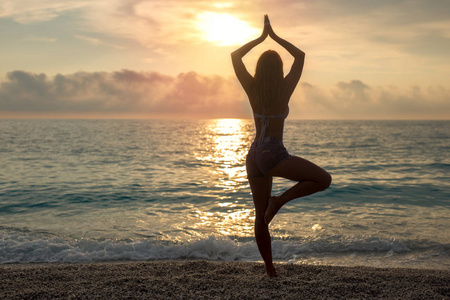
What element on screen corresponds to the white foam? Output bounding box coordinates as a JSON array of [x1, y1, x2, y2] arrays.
[[2, 229, 443, 267]]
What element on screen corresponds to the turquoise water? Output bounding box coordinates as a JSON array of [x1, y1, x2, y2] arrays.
[[0, 119, 449, 269]]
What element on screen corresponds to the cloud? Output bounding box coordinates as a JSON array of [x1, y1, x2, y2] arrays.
[[1, 70, 448, 119], [294, 81, 450, 119], [0, 0, 259, 50], [0, 1, 87, 23], [1, 0, 449, 81], [2, 0, 449, 50], [0, 70, 249, 118], [75, 34, 124, 50], [22, 35, 56, 42]]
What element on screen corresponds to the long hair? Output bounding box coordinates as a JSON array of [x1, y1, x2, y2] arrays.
[[254, 50, 284, 108]]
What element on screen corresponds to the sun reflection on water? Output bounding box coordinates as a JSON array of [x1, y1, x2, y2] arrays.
[[196, 119, 252, 192], [192, 208, 255, 238], [191, 119, 256, 239]]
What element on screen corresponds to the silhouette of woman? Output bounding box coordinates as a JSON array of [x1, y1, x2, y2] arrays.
[[231, 15, 332, 277]]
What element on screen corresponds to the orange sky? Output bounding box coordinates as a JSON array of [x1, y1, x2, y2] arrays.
[[0, 0, 449, 119]]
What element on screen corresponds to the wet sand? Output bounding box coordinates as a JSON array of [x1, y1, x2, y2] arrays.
[[1, 261, 449, 299]]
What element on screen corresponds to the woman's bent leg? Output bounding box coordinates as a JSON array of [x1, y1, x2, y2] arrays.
[[248, 176, 277, 277], [265, 156, 332, 224]]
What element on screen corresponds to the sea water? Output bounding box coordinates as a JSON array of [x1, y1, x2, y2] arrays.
[[0, 119, 449, 269]]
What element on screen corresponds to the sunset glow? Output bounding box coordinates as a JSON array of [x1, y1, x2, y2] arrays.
[[0, 0, 449, 119], [197, 12, 259, 46]]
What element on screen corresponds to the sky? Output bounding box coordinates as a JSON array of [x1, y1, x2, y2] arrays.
[[0, 0, 449, 119]]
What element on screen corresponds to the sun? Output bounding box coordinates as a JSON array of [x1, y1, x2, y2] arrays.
[[197, 12, 259, 46]]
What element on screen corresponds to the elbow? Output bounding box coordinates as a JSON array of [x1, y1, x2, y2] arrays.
[[293, 52, 305, 65], [231, 51, 241, 63], [231, 49, 245, 59], [292, 50, 305, 61], [298, 51, 305, 63]]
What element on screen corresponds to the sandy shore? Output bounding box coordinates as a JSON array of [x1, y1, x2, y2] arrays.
[[1, 260, 449, 299]]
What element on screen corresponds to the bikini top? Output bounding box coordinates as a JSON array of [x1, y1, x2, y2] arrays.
[[253, 107, 289, 144]]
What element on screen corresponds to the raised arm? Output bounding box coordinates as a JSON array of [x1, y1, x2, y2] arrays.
[[266, 16, 305, 96], [231, 18, 268, 94]]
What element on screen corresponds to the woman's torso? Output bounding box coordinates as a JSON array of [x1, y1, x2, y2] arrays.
[[249, 87, 290, 143], [253, 108, 288, 142]]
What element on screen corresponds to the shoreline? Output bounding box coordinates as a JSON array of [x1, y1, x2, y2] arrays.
[[1, 260, 449, 299]]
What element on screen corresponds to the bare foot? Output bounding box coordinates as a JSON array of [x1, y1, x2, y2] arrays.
[[264, 196, 282, 225], [266, 265, 277, 277]]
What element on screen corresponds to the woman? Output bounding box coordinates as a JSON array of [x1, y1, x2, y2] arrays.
[[231, 15, 332, 277]]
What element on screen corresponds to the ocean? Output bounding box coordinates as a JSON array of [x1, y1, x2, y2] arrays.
[[0, 119, 449, 270]]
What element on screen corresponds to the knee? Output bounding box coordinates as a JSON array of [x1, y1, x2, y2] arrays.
[[255, 215, 266, 225], [254, 215, 269, 230], [318, 172, 332, 191]]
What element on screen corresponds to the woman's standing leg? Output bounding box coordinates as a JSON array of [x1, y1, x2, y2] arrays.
[[265, 155, 332, 224], [248, 176, 277, 277]]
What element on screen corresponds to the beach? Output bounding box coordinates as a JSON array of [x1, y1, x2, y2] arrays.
[[1, 260, 449, 299]]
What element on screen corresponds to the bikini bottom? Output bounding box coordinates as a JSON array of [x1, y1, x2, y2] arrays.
[[246, 136, 290, 179]]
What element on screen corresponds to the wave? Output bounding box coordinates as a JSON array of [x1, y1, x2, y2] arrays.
[[1, 229, 447, 266]]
